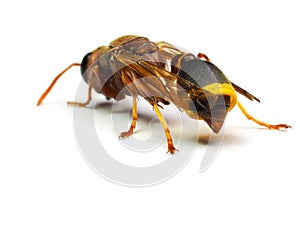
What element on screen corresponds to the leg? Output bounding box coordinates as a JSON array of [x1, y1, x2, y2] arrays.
[[36, 63, 81, 106], [237, 101, 291, 130], [67, 86, 92, 107], [197, 52, 211, 62], [151, 98, 177, 154], [119, 96, 138, 138]]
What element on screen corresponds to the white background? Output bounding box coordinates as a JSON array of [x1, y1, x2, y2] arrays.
[[1, 0, 299, 224]]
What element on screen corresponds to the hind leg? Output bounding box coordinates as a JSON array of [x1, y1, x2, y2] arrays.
[[68, 87, 92, 107]]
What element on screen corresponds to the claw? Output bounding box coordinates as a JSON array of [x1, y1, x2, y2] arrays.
[[269, 124, 292, 130], [119, 128, 134, 139], [166, 143, 178, 154], [237, 102, 292, 131]]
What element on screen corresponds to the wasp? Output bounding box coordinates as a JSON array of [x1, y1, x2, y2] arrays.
[[37, 35, 291, 154]]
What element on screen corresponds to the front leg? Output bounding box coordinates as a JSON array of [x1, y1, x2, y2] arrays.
[[237, 101, 291, 130]]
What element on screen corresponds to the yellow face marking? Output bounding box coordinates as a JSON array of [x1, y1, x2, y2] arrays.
[[202, 83, 237, 111], [183, 83, 237, 121]]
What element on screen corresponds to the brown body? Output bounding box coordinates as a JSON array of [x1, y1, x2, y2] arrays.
[[37, 35, 291, 154], [82, 36, 167, 101]]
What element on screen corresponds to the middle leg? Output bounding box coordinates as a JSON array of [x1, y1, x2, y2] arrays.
[[149, 98, 177, 154], [119, 96, 138, 138]]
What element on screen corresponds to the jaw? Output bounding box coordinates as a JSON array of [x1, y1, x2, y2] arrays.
[[185, 93, 231, 133], [202, 106, 228, 133]]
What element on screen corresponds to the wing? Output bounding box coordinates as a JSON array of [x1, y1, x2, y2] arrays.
[[115, 51, 216, 110], [155, 42, 261, 104]]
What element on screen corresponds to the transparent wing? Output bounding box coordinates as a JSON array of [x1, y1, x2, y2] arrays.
[[115, 51, 215, 110]]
